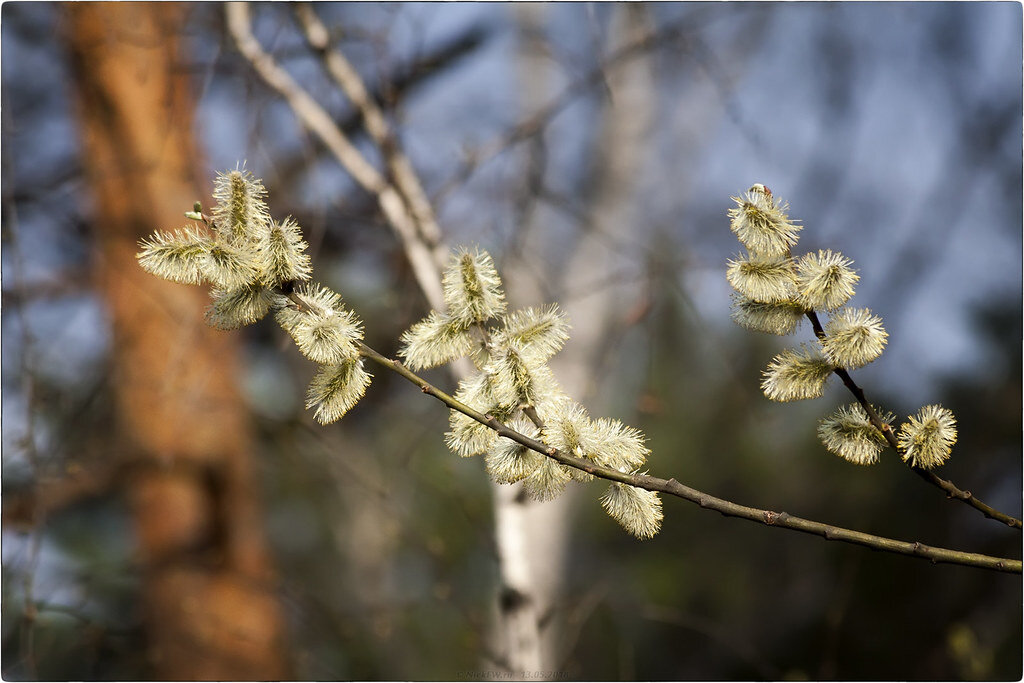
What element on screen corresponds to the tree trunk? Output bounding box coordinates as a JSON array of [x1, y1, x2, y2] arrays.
[[495, 5, 657, 674], [64, 4, 289, 679]]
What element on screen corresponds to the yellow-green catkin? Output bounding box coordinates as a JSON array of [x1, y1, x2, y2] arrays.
[[818, 404, 892, 465], [795, 249, 858, 311], [821, 307, 888, 369], [761, 345, 834, 402], [898, 404, 957, 469], [727, 184, 802, 256], [600, 482, 663, 539]]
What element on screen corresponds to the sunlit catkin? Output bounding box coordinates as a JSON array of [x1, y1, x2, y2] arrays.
[[137, 226, 216, 285], [442, 247, 506, 326], [898, 405, 958, 469], [600, 482, 663, 539], [485, 418, 545, 484], [761, 345, 834, 402], [726, 253, 797, 304], [730, 294, 806, 336], [821, 307, 888, 369], [727, 184, 802, 256], [258, 217, 312, 285], [817, 404, 892, 465], [205, 283, 279, 330], [306, 358, 372, 425], [211, 168, 271, 244], [398, 310, 476, 371], [795, 249, 858, 311], [138, 167, 664, 539], [727, 184, 958, 470]]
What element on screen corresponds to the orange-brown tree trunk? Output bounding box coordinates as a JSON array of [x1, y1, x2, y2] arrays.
[[64, 4, 289, 679]]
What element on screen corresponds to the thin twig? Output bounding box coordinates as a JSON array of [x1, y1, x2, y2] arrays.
[[805, 311, 1022, 530], [355, 342, 1021, 574]]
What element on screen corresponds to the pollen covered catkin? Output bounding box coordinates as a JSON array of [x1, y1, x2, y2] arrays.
[[137, 168, 663, 538], [726, 183, 956, 469]]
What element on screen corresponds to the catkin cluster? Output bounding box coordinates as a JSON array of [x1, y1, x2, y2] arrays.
[[399, 249, 662, 538], [727, 184, 957, 469], [137, 168, 662, 539], [138, 169, 371, 424]]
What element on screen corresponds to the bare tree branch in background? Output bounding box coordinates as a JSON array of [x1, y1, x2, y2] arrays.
[[225, 1, 447, 310]]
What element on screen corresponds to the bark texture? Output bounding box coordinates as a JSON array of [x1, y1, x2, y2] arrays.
[[65, 4, 289, 679]]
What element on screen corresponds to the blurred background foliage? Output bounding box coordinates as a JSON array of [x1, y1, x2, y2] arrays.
[[2, 2, 1021, 680]]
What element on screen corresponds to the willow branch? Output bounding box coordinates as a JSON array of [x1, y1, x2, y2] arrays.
[[227, 1, 1018, 566], [805, 311, 1021, 530], [356, 342, 1021, 574]]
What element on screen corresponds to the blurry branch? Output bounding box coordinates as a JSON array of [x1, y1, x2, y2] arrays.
[[3, 462, 124, 529], [355, 342, 1022, 574], [249, 23, 489, 190], [805, 311, 1022, 530], [225, 1, 446, 309], [1, 269, 93, 306], [642, 604, 780, 679], [431, 7, 721, 206], [293, 3, 443, 253]]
